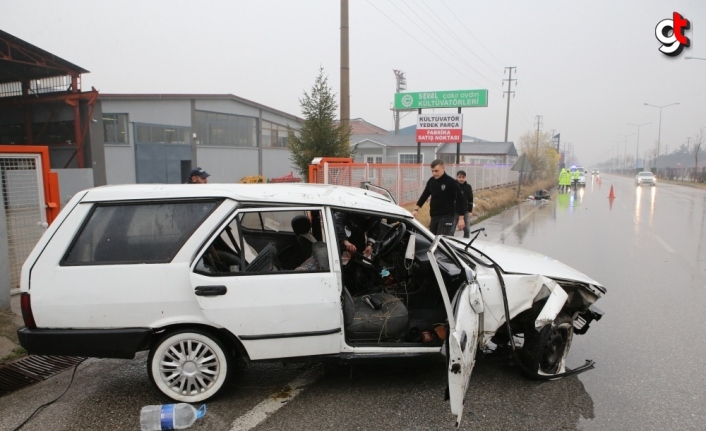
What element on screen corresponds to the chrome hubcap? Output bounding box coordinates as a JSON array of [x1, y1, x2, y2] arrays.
[[159, 339, 221, 395]]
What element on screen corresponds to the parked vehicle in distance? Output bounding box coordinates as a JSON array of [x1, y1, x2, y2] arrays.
[[16, 184, 606, 426], [570, 166, 587, 187], [635, 171, 656, 186]]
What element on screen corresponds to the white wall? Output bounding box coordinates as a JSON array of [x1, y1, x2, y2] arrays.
[[101, 100, 192, 126], [195, 100, 259, 118], [104, 145, 136, 184], [197, 147, 259, 183]]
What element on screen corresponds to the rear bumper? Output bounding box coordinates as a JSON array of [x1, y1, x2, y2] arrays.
[[17, 327, 152, 359]]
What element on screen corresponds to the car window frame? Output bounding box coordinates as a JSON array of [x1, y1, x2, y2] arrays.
[[60, 198, 223, 266], [193, 206, 332, 277]]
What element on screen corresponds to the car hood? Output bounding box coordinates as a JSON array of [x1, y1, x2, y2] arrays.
[[454, 239, 603, 287]]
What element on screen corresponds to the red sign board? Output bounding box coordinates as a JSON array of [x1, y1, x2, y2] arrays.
[[416, 114, 463, 143]]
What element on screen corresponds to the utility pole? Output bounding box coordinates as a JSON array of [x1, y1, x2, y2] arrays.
[[340, 0, 350, 143], [502, 67, 516, 142], [393, 70, 407, 135], [534, 115, 543, 152]]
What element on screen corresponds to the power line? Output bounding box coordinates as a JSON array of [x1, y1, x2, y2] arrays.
[[385, 0, 502, 91], [439, 0, 507, 69], [365, 0, 486, 87], [414, 0, 504, 78]]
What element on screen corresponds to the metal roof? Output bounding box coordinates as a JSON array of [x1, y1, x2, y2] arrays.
[[351, 135, 517, 156], [437, 141, 518, 156], [99, 93, 304, 123], [351, 135, 418, 147], [0, 29, 88, 84]]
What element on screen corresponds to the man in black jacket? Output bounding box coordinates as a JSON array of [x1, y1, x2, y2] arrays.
[[455, 170, 474, 238], [333, 211, 381, 258], [413, 159, 466, 235]]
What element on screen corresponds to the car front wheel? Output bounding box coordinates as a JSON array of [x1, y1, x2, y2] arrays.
[[148, 329, 231, 402], [521, 313, 574, 376]]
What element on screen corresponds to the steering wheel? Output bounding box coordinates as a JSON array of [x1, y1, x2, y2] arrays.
[[376, 222, 406, 258]]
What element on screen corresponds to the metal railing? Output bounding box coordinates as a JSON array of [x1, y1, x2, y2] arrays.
[[310, 161, 519, 206]]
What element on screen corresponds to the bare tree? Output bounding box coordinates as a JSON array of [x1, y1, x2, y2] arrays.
[[693, 127, 705, 182], [518, 130, 558, 181]]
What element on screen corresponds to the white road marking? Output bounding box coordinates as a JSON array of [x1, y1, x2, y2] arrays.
[[653, 234, 676, 253], [228, 367, 323, 431], [498, 203, 543, 239]]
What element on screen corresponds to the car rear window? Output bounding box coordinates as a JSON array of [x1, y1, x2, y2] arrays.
[[62, 199, 220, 265]]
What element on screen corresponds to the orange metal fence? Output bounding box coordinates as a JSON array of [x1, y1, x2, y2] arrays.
[[309, 158, 519, 206]]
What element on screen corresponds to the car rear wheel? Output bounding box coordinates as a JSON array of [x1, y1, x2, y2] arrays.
[[521, 313, 574, 376], [148, 329, 231, 402]]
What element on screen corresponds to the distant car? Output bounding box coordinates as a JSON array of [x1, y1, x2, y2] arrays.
[[635, 171, 656, 186], [592, 169, 600, 176]]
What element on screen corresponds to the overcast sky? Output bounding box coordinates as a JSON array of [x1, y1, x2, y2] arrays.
[[2, 0, 704, 166]]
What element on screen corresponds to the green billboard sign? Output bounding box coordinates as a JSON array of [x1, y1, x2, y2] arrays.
[[394, 90, 488, 110]]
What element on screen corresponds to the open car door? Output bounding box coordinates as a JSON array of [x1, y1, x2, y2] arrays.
[[428, 236, 480, 428]]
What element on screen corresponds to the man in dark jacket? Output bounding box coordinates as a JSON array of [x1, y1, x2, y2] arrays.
[[413, 159, 466, 235], [334, 211, 381, 258], [455, 170, 474, 238]]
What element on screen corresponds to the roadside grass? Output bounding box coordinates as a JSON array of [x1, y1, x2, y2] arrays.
[[1, 346, 27, 363], [403, 178, 557, 227], [0, 307, 25, 364]]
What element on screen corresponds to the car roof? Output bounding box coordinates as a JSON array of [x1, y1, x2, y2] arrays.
[[637, 172, 654, 175], [78, 183, 410, 216]]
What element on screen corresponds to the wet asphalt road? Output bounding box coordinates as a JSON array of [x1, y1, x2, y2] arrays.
[[1, 174, 705, 430]]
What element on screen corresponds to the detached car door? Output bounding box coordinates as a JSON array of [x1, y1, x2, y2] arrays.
[[190, 207, 341, 361], [428, 236, 480, 428]]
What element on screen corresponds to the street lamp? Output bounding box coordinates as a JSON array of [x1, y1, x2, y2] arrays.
[[610, 141, 621, 173], [618, 133, 635, 175], [628, 122, 651, 171], [685, 56, 706, 60], [644, 102, 679, 169]]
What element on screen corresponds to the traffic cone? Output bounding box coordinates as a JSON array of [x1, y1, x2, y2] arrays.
[[608, 185, 615, 199]]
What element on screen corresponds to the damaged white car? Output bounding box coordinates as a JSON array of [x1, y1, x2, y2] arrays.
[[17, 183, 604, 427]]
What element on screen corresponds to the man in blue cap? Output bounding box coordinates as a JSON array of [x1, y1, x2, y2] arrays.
[[187, 167, 210, 184]]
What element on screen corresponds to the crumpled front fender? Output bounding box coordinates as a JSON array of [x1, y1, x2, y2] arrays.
[[533, 276, 569, 330]]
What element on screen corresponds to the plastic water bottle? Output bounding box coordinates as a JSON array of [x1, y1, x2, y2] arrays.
[[140, 403, 206, 431]]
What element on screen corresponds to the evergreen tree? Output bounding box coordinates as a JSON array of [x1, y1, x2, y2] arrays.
[[289, 68, 351, 181]]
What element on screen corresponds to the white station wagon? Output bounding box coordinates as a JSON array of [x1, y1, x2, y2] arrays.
[[17, 183, 605, 426]]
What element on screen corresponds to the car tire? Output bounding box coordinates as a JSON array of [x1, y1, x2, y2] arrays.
[[521, 313, 574, 376], [148, 329, 232, 403]]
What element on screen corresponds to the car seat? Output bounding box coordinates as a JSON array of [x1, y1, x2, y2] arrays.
[[342, 286, 409, 342], [291, 215, 317, 265]]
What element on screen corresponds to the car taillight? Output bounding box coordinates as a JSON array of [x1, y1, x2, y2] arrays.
[[20, 293, 36, 329]]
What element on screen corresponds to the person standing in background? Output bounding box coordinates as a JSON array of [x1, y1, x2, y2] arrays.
[[558, 168, 571, 192], [186, 167, 210, 184], [455, 170, 474, 238], [413, 159, 466, 235]]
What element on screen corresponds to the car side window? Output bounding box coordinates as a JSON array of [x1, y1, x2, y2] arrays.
[[195, 209, 330, 276], [62, 200, 220, 265]]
